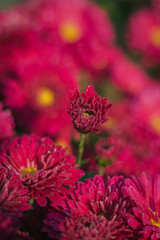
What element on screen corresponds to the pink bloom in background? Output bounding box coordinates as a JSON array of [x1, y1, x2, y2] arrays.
[[24, 0, 115, 74], [109, 52, 151, 95], [0, 103, 14, 141], [95, 135, 125, 162], [133, 85, 160, 137], [102, 99, 160, 176], [94, 136, 137, 176], [3, 48, 78, 138], [124, 173, 160, 239], [0, 134, 84, 207], [66, 85, 112, 134], [126, 8, 160, 65], [0, 4, 39, 77], [43, 175, 133, 239], [0, 167, 31, 216], [105, 147, 139, 177]]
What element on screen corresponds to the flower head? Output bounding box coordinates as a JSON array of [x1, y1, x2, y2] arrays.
[[24, 0, 115, 74], [0, 167, 31, 216], [3, 47, 78, 138], [0, 134, 84, 207], [126, 8, 160, 65], [43, 175, 133, 239], [133, 86, 160, 136], [66, 85, 112, 134], [124, 173, 160, 239]]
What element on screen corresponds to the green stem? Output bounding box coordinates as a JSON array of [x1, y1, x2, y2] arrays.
[[77, 133, 85, 166]]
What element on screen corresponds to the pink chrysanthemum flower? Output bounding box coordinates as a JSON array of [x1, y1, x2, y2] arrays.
[[124, 173, 160, 239], [24, 0, 115, 74], [95, 135, 138, 176], [0, 167, 31, 216], [126, 8, 160, 65], [66, 85, 112, 134], [133, 86, 160, 137], [3, 49, 78, 137], [43, 175, 133, 239], [0, 103, 14, 141], [0, 134, 84, 207], [95, 135, 124, 162]]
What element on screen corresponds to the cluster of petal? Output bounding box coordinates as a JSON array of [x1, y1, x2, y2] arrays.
[[124, 173, 160, 239], [0, 167, 31, 216], [43, 175, 133, 239], [66, 85, 112, 134], [60, 213, 126, 240], [0, 103, 14, 141], [0, 134, 84, 207]]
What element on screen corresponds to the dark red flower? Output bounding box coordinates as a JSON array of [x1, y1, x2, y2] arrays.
[[66, 85, 112, 134], [0, 167, 31, 216], [124, 173, 160, 239], [43, 175, 133, 239], [0, 134, 84, 207]]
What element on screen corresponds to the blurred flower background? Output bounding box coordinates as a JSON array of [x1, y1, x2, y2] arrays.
[[1, 0, 160, 239]]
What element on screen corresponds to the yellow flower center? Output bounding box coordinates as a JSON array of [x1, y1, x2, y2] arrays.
[[36, 87, 54, 107], [151, 218, 160, 228], [59, 22, 82, 43], [83, 112, 91, 118], [150, 116, 160, 135], [22, 167, 37, 178], [150, 26, 160, 48], [150, 212, 160, 228]]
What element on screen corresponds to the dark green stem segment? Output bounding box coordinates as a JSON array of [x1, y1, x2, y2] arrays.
[[77, 133, 85, 166]]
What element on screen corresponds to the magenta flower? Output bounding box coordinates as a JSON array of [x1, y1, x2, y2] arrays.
[[124, 173, 160, 239], [132, 86, 160, 137], [3, 48, 78, 138], [24, 0, 115, 74], [0, 103, 14, 141], [66, 85, 112, 134], [0, 167, 31, 216], [0, 134, 84, 207], [126, 8, 160, 65], [43, 175, 133, 239]]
